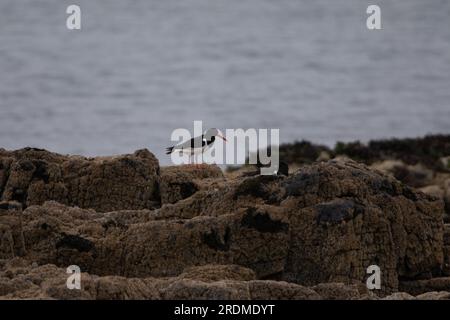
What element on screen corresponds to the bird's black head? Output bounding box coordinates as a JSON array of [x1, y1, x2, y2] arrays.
[[204, 128, 227, 142]]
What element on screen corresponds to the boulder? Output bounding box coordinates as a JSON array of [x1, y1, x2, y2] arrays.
[[0, 148, 160, 212], [1, 202, 289, 279], [281, 160, 444, 293]]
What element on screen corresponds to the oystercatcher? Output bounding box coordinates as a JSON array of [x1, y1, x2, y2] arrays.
[[166, 128, 227, 164]]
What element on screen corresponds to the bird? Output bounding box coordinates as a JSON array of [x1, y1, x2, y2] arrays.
[[166, 128, 227, 164]]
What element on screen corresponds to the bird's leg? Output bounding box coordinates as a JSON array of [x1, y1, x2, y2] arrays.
[[194, 154, 199, 168]]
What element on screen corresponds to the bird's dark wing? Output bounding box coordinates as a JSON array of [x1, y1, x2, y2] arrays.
[[172, 135, 206, 150], [165, 146, 174, 154]]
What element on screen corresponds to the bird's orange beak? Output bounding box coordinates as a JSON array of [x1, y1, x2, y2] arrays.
[[218, 134, 227, 142]]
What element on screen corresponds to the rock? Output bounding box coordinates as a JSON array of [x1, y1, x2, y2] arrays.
[[277, 140, 332, 165], [419, 185, 444, 200], [316, 151, 331, 162], [370, 160, 434, 188], [161, 279, 250, 300], [311, 283, 366, 300], [0, 259, 328, 300], [399, 278, 450, 295], [444, 178, 450, 217], [103, 206, 289, 278], [160, 164, 223, 204], [442, 247, 450, 276], [248, 280, 321, 300], [415, 291, 450, 300], [281, 160, 444, 293], [440, 157, 450, 169], [382, 292, 416, 300], [335, 135, 450, 171], [1, 202, 289, 279], [444, 225, 450, 246], [155, 175, 285, 220], [0, 148, 160, 212], [0, 201, 26, 259], [0, 149, 446, 299], [178, 264, 256, 283]]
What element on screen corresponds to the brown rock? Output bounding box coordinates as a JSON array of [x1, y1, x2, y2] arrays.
[[249, 280, 320, 300], [160, 164, 223, 204], [179, 264, 256, 283], [419, 185, 444, 200], [415, 291, 450, 300], [399, 277, 450, 296], [161, 279, 250, 300], [311, 283, 365, 300], [0, 148, 160, 212], [382, 292, 416, 300], [0, 156, 444, 297], [281, 160, 444, 293], [1, 202, 289, 279], [370, 160, 434, 188]]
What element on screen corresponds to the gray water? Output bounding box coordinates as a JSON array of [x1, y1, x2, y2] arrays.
[[1, 0, 449, 164]]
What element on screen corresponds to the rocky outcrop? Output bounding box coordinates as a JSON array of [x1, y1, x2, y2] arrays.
[[0, 259, 322, 300], [0, 157, 445, 296], [281, 160, 443, 292], [334, 135, 450, 171], [0, 144, 448, 299], [0, 148, 160, 212]]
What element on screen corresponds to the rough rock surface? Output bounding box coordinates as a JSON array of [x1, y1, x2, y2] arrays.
[[0, 260, 321, 300], [0, 148, 160, 212], [399, 277, 450, 296], [0, 144, 448, 299], [160, 165, 223, 204], [382, 292, 416, 300], [281, 160, 443, 293]]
